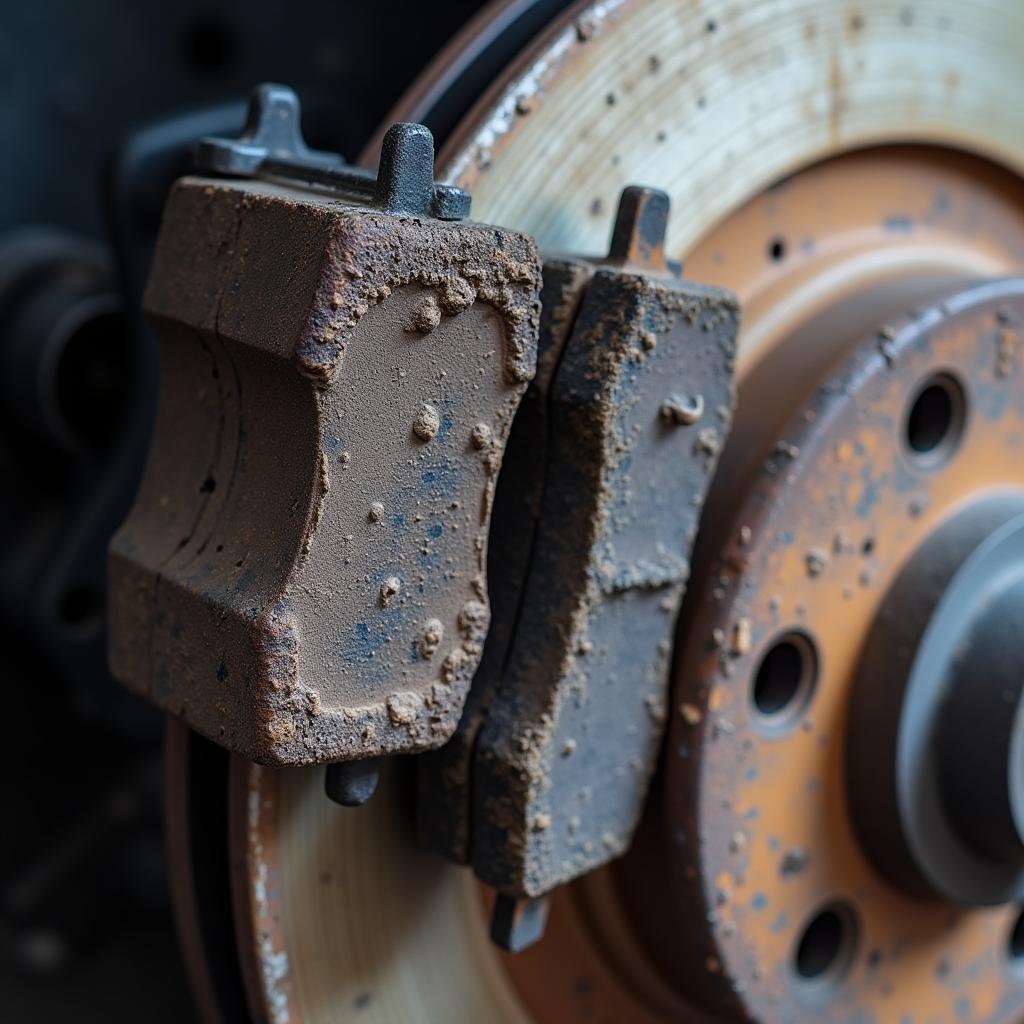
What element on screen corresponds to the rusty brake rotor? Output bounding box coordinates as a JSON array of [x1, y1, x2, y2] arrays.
[[147, 2, 1024, 1021]]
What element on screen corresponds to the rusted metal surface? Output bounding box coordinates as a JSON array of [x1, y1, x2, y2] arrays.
[[645, 279, 1024, 1021], [204, 137, 1024, 1021], [606, 185, 673, 273], [197, 84, 471, 221], [418, 187, 738, 902], [109, 97, 542, 767]]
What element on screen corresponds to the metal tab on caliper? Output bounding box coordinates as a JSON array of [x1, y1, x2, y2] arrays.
[[418, 187, 738, 910], [108, 85, 541, 767]]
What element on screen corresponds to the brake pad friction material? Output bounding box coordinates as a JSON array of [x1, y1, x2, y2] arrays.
[[471, 264, 738, 896], [109, 177, 541, 765]]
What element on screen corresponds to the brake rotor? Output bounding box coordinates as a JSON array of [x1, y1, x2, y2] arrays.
[[160, 1, 1024, 1020], [502, 147, 1024, 1024]]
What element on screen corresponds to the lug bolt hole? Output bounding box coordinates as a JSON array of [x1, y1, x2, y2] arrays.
[[793, 902, 858, 987], [751, 631, 818, 733], [904, 372, 966, 468]]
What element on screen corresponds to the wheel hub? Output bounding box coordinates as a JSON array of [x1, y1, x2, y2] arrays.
[[851, 496, 1024, 906]]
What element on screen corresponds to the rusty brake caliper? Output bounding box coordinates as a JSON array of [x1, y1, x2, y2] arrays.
[[107, 85, 739, 950]]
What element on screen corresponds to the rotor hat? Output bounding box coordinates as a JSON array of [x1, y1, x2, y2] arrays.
[[850, 503, 1024, 906]]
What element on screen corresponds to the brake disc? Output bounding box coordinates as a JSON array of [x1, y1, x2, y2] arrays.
[[151, 1, 1024, 1021]]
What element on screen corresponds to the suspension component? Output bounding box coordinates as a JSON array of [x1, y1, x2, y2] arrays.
[[108, 86, 542, 767], [418, 187, 739, 913]]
